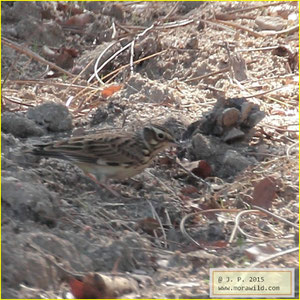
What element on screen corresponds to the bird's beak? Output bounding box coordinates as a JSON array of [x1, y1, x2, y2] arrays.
[[170, 138, 180, 147]]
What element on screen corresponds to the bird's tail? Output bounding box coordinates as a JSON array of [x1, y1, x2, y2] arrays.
[[24, 143, 68, 160]]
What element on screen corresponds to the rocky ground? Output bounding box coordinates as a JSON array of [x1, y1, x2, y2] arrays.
[[1, 1, 299, 299]]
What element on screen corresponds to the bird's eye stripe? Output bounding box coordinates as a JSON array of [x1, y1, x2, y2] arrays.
[[106, 162, 120, 166]]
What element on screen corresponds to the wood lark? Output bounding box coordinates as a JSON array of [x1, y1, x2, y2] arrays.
[[28, 124, 177, 195]]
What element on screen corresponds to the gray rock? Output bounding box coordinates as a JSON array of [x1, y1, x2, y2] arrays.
[[223, 128, 245, 142], [192, 133, 215, 160], [2, 112, 44, 138], [2, 231, 92, 292], [29, 232, 93, 271], [255, 16, 287, 31], [2, 176, 59, 224], [2, 1, 41, 23], [84, 1, 105, 13], [16, 18, 64, 47], [126, 74, 145, 96], [85, 16, 112, 43], [26, 102, 72, 132], [178, 1, 204, 14], [223, 150, 251, 171], [2, 245, 55, 291], [247, 111, 266, 128]]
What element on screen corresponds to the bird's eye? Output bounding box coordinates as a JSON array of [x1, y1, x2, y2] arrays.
[[157, 133, 165, 140]]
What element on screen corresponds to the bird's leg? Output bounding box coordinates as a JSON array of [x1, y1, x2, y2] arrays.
[[85, 173, 123, 198]]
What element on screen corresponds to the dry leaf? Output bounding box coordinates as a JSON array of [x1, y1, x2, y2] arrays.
[[69, 274, 104, 299], [137, 217, 160, 234], [200, 240, 228, 248], [182, 160, 212, 179], [251, 177, 277, 209], [210, 240, 228, 248], [180, 185, 199, 195], [64, 13, 94, 27], [57, 3, 84, 15], [69, 272, 138, 299], [101, 84, 123, 98], [55, 47, 78, 69], [179, 194, 192, 202]]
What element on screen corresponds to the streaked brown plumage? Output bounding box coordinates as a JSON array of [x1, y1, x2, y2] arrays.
[[29, 124, 177, 182]]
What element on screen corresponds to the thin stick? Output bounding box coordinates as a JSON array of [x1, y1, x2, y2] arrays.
[[242, 86, 286, 99], [63, 54, 98, 97], [161, 2, 180, 21], [88, 39, 127, 84], [1, 51, 21, 89], [180, 209, 241, 248], [2, 37, 74, 77], [164, 209, 173, 229], [102, 49, 168, 82], [252, 205, 299, 230], [243, 73, 295, 84], [89, 18, 194, 85], [237, 46, 280, 52], [145, 169, 180, 201], [229, 210, 262, 244], [213, 20, 264, 38], [111, 21, 117, 39], [185, 66, 230, 83], [286, 141, 299, 159], [2, 95, 35, 107], [215, 1, 285, 16], [129, 23, 155, 76], [88, 41, 132, 84], [26, 241, 82, 280], [263, 95, 295, 107], [114, 21, 134, 34], [180, 213, 202, 248], [202, 20, 236, 33], [250, 247, 299, 268], [156, 19, 195, 29], [176, 160, 210, 188], [261, 123, 299, 132], [122, 19, 194, 31], [183, 59, 258, 84], [147, 200, 168, 249], [2, 79, 99, 90], [263, 24, 299, 36], [90, 23, 155, 84], [130, 39, 135, 75]]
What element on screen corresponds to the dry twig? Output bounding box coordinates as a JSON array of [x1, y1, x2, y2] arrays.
[[213, 20, 265, 38], [252, 205, 299, 230], [180, 209, 240, 248], [250, 247, 299, 268], [2, 37, 74, 77], [214, 1, 286, 17], [147, 199, 168, 249]]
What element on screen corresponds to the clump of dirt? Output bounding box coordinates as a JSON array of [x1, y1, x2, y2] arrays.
[[1, 1, 299, 299]]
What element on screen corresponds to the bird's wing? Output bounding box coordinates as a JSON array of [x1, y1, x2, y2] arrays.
[[31, 132, 148, 166]]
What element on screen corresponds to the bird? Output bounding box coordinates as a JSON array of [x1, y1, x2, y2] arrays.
[[27, 124, 177, 196]]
